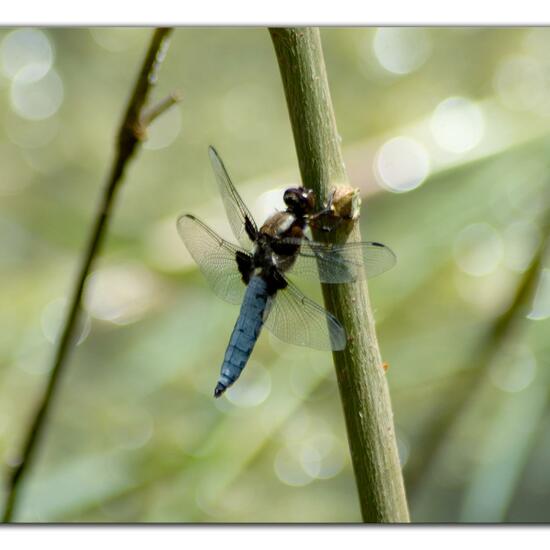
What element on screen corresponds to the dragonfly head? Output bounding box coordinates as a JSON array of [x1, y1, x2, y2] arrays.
[[283, 187, 315, 216]]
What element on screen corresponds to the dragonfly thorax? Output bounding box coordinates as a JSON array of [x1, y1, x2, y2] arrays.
[[260, 211, 298, 238], [255, 210, 306, 275]]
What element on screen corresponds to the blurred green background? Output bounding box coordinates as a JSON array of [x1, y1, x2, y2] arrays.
[[1, 27, 550, 523]]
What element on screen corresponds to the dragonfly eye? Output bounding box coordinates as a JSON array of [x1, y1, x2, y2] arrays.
[[283, 188, 299, 206], [283, 188, 300, 210], [284, 187, 315, 214]]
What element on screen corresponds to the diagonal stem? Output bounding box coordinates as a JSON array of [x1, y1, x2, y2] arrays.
[[269, 27, 409, 523], [407, 197, 550, 502], [2, 27, 177, 522]]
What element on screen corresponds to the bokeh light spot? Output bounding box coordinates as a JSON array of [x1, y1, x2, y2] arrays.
[[143, 109, 182, 151], [490, 346, 537, 393], [0, 29, 54, 83], [373, 28, 432, 75], [454, 269, 516, 316], [299, 433, 345, 480], [41, 297, 91, 346], [10, 68, 63, 120], [454, 223, 503, 277], [273, 447, 313, 487], [84, 263, 160, 325], [299, 444, 322, 478], [502, 220, 541, 273], [225, 363, 271, 408], [375, 136, 430, 193], [430, 96, 485, 154]]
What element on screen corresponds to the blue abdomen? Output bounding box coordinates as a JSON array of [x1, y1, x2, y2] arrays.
[[214, 276, 269, 397]]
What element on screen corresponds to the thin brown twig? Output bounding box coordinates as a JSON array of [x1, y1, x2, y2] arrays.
[[140, 90, 183, 129], [2, 27, 177, 522]]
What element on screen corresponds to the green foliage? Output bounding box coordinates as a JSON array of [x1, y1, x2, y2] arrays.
[[1, 27, 549, 522]]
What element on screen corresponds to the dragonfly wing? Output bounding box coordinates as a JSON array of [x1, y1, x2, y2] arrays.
[[263, 279, 346, 351], [208, 146, 258, 249], [177, 214, 249, 305], [284, 238, 396, 283]]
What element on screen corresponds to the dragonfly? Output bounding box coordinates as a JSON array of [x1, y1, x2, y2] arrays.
[[177, 146, 396, 397]]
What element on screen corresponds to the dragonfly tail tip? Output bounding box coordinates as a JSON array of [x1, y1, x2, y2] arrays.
[[214, 383, 227, 398]]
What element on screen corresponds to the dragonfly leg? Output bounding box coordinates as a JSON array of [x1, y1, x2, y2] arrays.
[[308, 189, 345, 233]]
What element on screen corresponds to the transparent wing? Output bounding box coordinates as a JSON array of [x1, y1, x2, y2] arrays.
[[280, 238, 396, 283], [264, 279, 346, 351], [177, 214, 249, 305], [208, 146, 258, 249]]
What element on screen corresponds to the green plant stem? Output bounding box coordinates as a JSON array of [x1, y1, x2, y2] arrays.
[[269, 27, 409, 523], [2, 28, 177, 522]]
